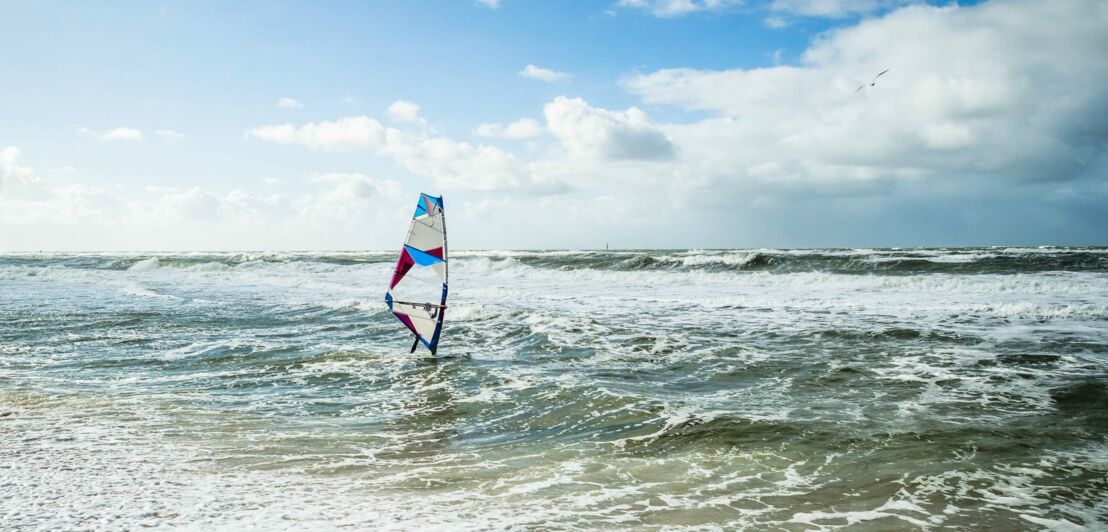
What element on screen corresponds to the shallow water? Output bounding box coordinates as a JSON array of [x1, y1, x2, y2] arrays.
[[1, 248, 1106, 529]]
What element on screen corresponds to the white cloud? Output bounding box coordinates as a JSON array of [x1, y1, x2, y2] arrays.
[[476, 0, 500, 8], [475, 117, 544, 139], [386, 136, 532, 191], [7, 0, 1106, 250], [617, 0, 741, 17], [0, 152, 127, 231], [247, 116, 385, 151], [619, 0, 895, 19], [1, 147, 40, 195], [233, 0, 1107, 246], [387, 99, 424, 125], [0, 149, 410, 249], [77, 127, 144, 141], [305, 173, 404, 220], [124, 179, 398, 230], [771, 0, 889, 18], [458, 193, 660, 248], [247, 115, 544, 191], [622, 0, 1108, 188], [138, 187, 224, 223], [764, 15, 788, 28], [155, 129, 187, 141], [543, 96, 675, 161], [519, 64, 570, 82], [276, 97, 303, 109], [131, 176, 403, 239], [1, 184, 124, 229]]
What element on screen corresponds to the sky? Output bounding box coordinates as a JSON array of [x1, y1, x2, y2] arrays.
[[1, 0, 1106, 250]]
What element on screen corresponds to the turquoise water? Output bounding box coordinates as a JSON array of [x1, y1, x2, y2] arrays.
[[1, 248, 1106, 529]]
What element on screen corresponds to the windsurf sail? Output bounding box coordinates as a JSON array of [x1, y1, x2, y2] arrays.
[[385, 193, 448, 354]]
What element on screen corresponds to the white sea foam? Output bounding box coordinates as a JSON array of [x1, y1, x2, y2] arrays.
[[447, 303, 508, 322], [664, 251, 761, 268], [3, 250, 1106, 529], [186, 261, 232, 272]]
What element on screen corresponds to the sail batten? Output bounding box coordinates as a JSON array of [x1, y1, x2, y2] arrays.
[[385, 193, 448, 354]]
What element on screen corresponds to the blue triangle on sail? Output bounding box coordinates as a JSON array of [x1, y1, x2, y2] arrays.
[[422, 193, 442, 208], [404, 245, 445, 266]]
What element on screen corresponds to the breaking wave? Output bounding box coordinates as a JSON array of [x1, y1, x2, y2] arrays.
[[4, 247, 1106, 276]]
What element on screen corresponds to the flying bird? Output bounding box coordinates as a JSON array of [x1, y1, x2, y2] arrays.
[[855, 69, 890, 93]]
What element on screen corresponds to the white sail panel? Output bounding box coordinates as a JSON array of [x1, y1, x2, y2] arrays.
[[406, 213, 444, 251]]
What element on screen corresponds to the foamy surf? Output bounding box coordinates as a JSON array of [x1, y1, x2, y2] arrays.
[[1, 248, 1105, 529]]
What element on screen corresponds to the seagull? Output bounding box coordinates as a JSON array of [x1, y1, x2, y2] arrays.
[[855, 69, 890, 93]]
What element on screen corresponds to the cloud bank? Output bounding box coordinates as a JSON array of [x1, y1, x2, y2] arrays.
[[246, 114, 543, 191], [623, 0, 1108, 191], [242, 0, 1106, 242], [4, 0, 1105, 250], [544, 97, 675, 161], [0, 147, 410, 250]]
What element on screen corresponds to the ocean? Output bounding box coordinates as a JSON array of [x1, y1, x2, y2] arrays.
[[1, 248, 1106, 529]]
